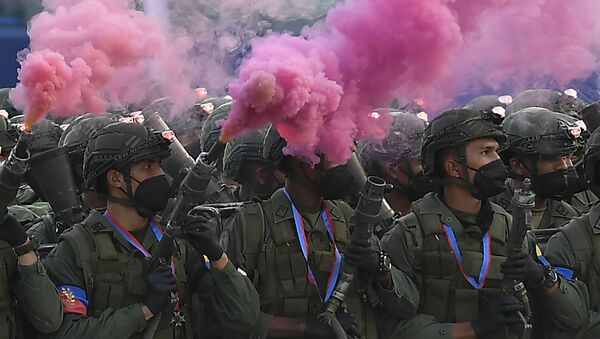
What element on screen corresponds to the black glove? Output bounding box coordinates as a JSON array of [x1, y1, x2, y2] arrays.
[[143, 264, 177, 316], [344, 237, 381, 276], [305, 311, 361, 339], [0, 215, 28, 247], [182, 206, 223, 261], [471, 295, 524, 338], [500, 251, 544, 285]]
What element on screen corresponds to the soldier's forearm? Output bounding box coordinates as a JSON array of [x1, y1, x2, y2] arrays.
[[15, 239, 37, 266], [452, 323, 476, 339], [211, 252, 229, 270], [48, 305, 148, 339], [15, 260, 63, 333], [266, 316, 306, 337]]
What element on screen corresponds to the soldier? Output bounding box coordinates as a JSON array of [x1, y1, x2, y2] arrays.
[[495, 108, 581, 243], [562, 116, 598, 214], [463, 94, 513, 123], [506, 89, 588, 118], [540, 127, 600, 339], [26, 114, 118, 246], [358, 111, 433, 215], [44, 122, 259, 338], [580, 101, 600, 133], [382, 108, 538, 339], [200, 101, 238, 203], [0, 214, 63, 339], [222, 128, 284, 201], [0, 132, 62, 339], [225, 126, 407, 339]]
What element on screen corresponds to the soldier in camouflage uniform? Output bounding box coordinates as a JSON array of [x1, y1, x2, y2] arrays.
[[382, 108, 535, 339], [44, 121, 259, 339], [540, 127, 600, 339], [494, 108, 581, 245], [200, 101, 237, 203], [358, 111, 433, 215], [27, 114, 118, 246], [224, 125, 408, 339], [222, 128, 284, 202], [0, 132, 62, 339], [562, 116, 598, 214]]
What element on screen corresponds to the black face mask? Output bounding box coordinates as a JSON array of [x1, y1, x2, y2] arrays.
[[396, 171, 435, 201], [469, 159, 508, 200], [563, 163, 588, 198], [315, 164, 356, 200], [531, 170, 568, 200], [131, 175, 171, 217]]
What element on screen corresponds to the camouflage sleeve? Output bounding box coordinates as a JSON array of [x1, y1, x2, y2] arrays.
[[541, 232, 591, 331], [223, 210, 273, 338], [14, 259, 63, 333], [189, 246, 261, 335], [44, 240, 148, 339], [224, 212, 248, 275]]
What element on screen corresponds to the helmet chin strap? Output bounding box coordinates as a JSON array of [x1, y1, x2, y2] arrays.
[[105, 167, 153, 218]]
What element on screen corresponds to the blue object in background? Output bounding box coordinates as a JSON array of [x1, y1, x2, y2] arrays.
[[0, 16, 27, 88]]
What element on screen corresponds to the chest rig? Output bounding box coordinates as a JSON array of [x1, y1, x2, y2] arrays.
[[62, 218, 192, 339], [402, 203, 511, 323], [238, 193, 380, 338]]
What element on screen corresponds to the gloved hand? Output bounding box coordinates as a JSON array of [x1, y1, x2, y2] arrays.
[[500, 251, 544, 285], [344, 237, 381, 276], [143, 264, 177, 316], [182, 206, 223, 261], [0, 215, 28, 247], [305, 311, 361, 339], [471, 295, 524, 338]]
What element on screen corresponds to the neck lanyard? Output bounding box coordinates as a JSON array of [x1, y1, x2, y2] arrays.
[[103, 211, 163, 257], [103, 212, 183, 317], [283, 190, 342, 303], [442, 224, 492, 290]]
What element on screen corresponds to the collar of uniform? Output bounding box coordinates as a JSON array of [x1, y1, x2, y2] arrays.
[[418, 192, 467, 236], [589, 204, 600, 234], [271, 188, 345, 224]]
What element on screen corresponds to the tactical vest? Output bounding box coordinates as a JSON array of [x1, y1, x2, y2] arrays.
[[238, 197, 380, 339], [61, 220, 192, 339], [0, 243, 19, 339], [401, 203, 511, 323], [560, 216, 600, 310]]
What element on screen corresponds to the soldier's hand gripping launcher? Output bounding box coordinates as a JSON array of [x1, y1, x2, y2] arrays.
[[504, 178, 536, 339]]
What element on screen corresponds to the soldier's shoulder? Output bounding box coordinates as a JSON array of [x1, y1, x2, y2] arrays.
[[490, 201, 512, 218], [554, 200, 581, 218]]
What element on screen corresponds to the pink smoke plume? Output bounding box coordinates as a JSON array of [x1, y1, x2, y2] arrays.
[[222, 0, 600, 164], [433, 0, 600, 102], [221, 0, 462, 165], [10, 0, 195, 127]]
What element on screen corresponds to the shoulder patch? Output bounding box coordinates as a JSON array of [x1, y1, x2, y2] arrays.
[[275, 206, 288, 218], [555, 204, 569, 217]]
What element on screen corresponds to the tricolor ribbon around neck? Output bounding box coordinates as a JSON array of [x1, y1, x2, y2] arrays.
[[103, 212, 181, 313], [442, 224, 492, 290], [103, 211, 163, 258], [283, 190, 342, 303]]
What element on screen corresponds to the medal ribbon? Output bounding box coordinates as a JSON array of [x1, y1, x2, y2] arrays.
[[283, 190, 342, 303], [442, 224, 492, 290]]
